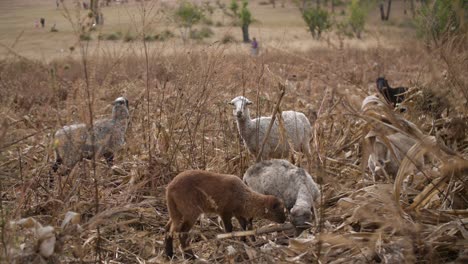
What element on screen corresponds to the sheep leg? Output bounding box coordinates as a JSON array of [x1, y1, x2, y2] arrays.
[[179, 221, 196, 260], [103, 152, 114, 166], [237, 217, 256, 242], [164, 220, 174, 258], [52, 157, 63, 172], [221, 214, 233, 233]]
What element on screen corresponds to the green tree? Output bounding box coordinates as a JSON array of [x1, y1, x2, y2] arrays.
[[230, 0, 254, 43], [174, 1, 204, 41], [302, 7, 331, 39], [348, 0, 367, 38], [416, 0, 467, 47]]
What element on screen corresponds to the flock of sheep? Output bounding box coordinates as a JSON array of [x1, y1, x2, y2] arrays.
[[52, 78, 410, 260]]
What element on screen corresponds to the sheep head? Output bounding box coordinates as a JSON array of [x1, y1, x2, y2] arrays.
[[262, 195, 287, 224], [376, 77, 389, 92], [290, 204, 312, 229], [112, 97, 129, 120], [229, 96, 252, 119]]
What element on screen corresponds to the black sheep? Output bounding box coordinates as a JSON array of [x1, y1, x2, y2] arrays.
[[376, 77, 407, 107]]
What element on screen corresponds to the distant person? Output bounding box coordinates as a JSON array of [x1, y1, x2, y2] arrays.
[[251, 37, 259, 56], [40, 18, 45, 28]]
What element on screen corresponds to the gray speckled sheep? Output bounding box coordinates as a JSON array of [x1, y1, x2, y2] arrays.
[[229, 96, 312, 160], [361, 95, 422, 180], [53, 97, 129, 171], [243, 159, 320, 233], [367, 131, 418, 180]]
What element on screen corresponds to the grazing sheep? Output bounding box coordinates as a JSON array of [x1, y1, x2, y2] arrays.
[[243, 159, 320, 235], [164, 170, 286, 259], [53, 97, 129, 171], [229, 96, 312, 161], [366, 131, 418, 180], [361, 95, 422, 180], [376, 77, 408, 107]]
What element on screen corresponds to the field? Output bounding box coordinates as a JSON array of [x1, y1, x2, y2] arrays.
[[0, 0, 467, 263]]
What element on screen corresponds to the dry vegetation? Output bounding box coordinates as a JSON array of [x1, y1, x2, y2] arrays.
[[0, 0, 467, 263]]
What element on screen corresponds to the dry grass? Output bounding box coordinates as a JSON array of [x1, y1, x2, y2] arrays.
[[0, 0, 467, 263]]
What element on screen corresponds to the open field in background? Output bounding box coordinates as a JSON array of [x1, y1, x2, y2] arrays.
[[0, 0, 467, 263], [0, 0, 418, 59]]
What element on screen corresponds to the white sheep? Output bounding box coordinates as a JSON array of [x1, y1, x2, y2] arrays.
[[243, 159, 320, 234], [229, 96, 312, 161], [53, 97, 129, 171]]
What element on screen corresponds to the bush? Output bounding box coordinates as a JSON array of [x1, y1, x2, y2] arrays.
[[144, 35, 158, 42], [107, 32, 122, 40], [302, 8, 331, 39], [79, 33, 92, 41], [416, 0, 467, 47], [202, 17, 213, 26], [159, 29, 174, 41], [190, 26, 214, 39], [124, 33, 135, 42], [221, 34, 236, 44], [215, 21, 223, 27]]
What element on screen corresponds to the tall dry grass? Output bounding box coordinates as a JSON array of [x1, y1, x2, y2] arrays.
[[0, 8, 467, 262]]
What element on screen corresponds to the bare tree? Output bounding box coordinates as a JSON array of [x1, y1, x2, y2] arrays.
[[270, 0, 276, 8], [379, 0, 392, 21], [90, 0, 100, 24]]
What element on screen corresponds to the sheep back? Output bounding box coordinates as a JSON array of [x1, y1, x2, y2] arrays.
[[245, 111, 312, 159], [243, 159, 320, 210], [166, 170, 251, 218]]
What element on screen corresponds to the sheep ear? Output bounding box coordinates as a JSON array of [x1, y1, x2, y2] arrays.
[[228, 101, 234, 105], [245, 100, 253, 105]]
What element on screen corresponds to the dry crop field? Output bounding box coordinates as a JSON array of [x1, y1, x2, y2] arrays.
[[0, 0, 467, 263]]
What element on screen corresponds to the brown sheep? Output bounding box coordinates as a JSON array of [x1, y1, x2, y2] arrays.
[[164, 170, 287, 259]]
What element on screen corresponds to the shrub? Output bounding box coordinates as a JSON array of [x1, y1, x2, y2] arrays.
[[302, 8, 331, 40], [202, 17, 213, 26], [416, 0, 467, 47], [159, 29, 174, 41], [124, 33, 135, 42], [190, 26, 214, 39], [221, 34, 236, 44], [215, 21, 223, 27], [79, 33, 92, 41], [106, 32, 122, 40], [144, 35, 158, 42]]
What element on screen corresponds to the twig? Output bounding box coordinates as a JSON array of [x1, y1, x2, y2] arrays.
[[256, 83, 286, 162], [216, 223, 294, 239]]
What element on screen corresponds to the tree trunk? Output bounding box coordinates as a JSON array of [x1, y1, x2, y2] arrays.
[[242, 24, 250, 43], [331, 0, 335, 13], [385, 0, 392, 21], [90, 0, 99, 23], [410, 0, 415, 17], [379, 3, 385, 21], [301, 0, 307, 12]]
